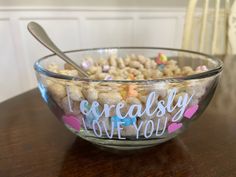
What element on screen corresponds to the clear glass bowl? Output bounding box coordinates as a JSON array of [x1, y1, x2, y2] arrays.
[[34, 47, 223, 150]]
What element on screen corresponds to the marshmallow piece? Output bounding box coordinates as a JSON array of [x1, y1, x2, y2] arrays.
[[104, 75, 113, 80], [102, 65, 110, 72], [81, 60, 92, 70], [196, 65, 208, 72]]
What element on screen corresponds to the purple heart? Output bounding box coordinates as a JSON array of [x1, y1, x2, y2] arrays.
[[184, 105, 199, 119], [63, 115, 81, 131], [81, 61, 92, 70], [102, 65, 110, 72], [168, 123, 183, 133], [104, 75, 113, 80]]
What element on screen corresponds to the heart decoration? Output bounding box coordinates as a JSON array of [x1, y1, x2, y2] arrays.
[[63, 115, 81, 131], [184, 104, 199, 119], [168, 123, 183, 133]]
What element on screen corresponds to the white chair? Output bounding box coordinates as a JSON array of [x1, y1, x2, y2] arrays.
[[182, 0, 231, 55], [228, 0, 236, 54]]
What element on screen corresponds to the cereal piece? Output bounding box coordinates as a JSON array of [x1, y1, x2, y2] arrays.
[[150, 60, 157, 69], [130, 54, 137, 60], [89, 75, 97, 80], [163, 68, 174, 77], [95, 66, 102, 74], [109, 55, 117, 67], [82, 87, 98, 103], [143, 69, 153, 80], [47, 64, 59, 73], [152, 69, 163, 79], [182, 66, 194, 76], [114, 76, 124, 80], [124, 56, 131, 66], [87, 66, 98, 75], [173, 68, 182, 75], [166, 64, 179, 72], [174, 92, 187, 103], [64, 63, 74, 70], [117, 58, 125, 69], [108, 66, 118, 75], [59, 70, 78, 77], [126, 97, 141, 104], [98, 92, 122, 105], [131, 68, 142, 76], [144, 60, 152, 69], [137, 55, 147, 64], [139, 95, 148, 104], [97, 73, 109, 80], [68, 85, 83, 101], [127, 85, 138, 97], [120, 89, 127, 99], [167, 59, 177, 66], [97, 58, 107, 66], [48, 83, 66, 99], [135, 75, 144, 80], [129, 61, 143, 69]]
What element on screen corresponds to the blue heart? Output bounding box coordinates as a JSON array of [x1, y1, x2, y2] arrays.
[[111, 116, 136, 128]]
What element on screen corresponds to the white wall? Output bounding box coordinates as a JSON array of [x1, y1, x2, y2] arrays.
[[0, 0, 229, 7], [0, 6, 186, 102], [0, 0, 190, 7]]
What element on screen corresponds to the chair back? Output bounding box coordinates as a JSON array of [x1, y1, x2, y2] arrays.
[[182, 0, 231, 55]]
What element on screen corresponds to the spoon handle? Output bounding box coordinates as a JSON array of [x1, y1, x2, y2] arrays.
[[27, 21, 88, 78]]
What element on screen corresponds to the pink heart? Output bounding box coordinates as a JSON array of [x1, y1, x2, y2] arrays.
[[168, 123, 183, 133], [63, 115, 81, 131], [184, 105, 199, 119]]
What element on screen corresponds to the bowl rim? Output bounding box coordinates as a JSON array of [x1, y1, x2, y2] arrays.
[[34, 47, 223, 83]]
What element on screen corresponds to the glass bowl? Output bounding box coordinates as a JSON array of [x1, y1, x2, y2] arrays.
[[34, 47, 223, 150]]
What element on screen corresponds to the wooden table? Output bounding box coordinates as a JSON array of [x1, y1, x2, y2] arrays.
[[0, 56, 236, 177]]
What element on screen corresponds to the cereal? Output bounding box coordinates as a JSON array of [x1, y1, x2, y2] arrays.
[[117, 58, 125, 69], [127, 85, 138, 97], [124, 56, 131, 66], [126, 97, 141, 104], [68, 85, 83, 101], [82, 87, 98, 103], [137, 55, 147, 64], [129, 61, 143, 69], [48, 83, 66, 99], [87, 66, 98, 75], [45, 52, 211, 138], [98, 92, 122, 105], [59, 70, 78, 77], [47, 64, 59, 73], [182, 66, 194, 76], [109, 55, 117, 67]]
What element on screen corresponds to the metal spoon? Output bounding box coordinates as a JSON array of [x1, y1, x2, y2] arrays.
[[27, 21, 89, 78]]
